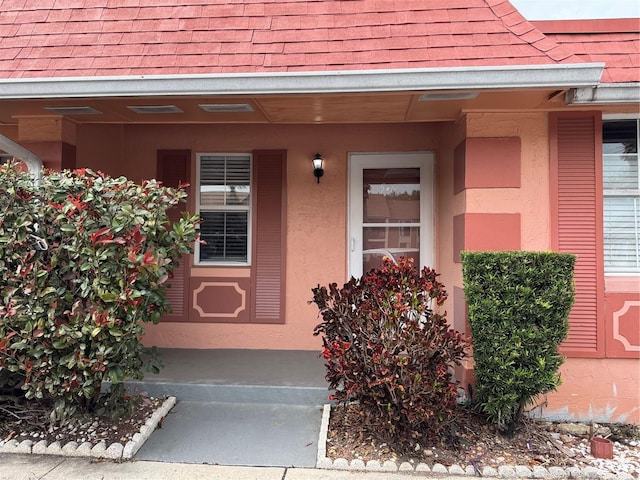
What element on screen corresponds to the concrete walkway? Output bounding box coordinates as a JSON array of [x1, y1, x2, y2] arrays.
[[0, 454, 470, 480], [126, 349, 328, 466], [135, 401, 323, 466]]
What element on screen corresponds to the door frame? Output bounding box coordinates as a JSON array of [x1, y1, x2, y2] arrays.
[[347, 151, 435, 279]]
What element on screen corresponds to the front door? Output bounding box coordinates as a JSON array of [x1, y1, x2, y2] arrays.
[[348, 152, 434, 278]]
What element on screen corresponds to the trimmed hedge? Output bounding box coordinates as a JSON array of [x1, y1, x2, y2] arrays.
[[461, 251, 575, 434]]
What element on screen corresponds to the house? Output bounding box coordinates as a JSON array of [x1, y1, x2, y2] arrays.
[[0, 0, 638, 424]]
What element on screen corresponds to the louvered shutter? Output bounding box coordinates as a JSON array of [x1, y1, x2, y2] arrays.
[[157, 150, 191, 319], [550, 112, 605, 357], [251, 150, 286, 324]]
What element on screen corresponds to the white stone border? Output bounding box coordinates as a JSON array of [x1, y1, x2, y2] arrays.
[[0, 396, 175, 460], [315, 403, 636, 479]]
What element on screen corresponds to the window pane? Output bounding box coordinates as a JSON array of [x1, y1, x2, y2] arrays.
[[363, 168, 420, 223], [199, 211, 248, 262], [201, 155, 225, 184], [362, 226, 420, 272], [603, 120, 637, 154], [200, 155, 250, 207], [603, 154, 638, 190], [604, 196, 639, 273], [603, 120, 640, 273]]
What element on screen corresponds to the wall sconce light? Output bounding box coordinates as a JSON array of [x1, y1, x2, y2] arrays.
[[312, 153, 324, 183]]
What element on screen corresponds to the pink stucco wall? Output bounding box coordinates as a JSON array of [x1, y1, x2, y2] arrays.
[[538, 358, 640, 424], [77, 122, 443, 351], [74, 116, 638, 423], [435, 113, 555, 332], [461, 113, 639, 424], [436, 119, 466, 331], [465, 112, 551, 252]]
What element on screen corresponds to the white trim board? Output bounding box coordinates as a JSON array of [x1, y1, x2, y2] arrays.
[[0, 64, 604, 100]]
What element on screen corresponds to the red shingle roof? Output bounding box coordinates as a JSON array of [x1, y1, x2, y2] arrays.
[[0, 0, 623, 80], [534, 20, 640, 84]]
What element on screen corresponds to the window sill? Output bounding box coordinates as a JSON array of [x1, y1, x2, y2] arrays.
[[605, 274, 640, 292], [194, 262, 250, 268]]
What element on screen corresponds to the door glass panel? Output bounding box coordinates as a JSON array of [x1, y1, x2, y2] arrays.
[[349, 153, 432, 279], [363, 168, 420, 222], [362, 167, 421, 273], [363, 226, 420, 273]]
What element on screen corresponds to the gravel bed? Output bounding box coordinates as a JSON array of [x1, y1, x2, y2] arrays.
[[317, 404, 640, 478], [0, 396, 175, 459]]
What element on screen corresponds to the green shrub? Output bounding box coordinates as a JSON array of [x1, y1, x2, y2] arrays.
[[0, 164, 199, 423], [312, 257, 468, 450], [461, 251, 575, 434]]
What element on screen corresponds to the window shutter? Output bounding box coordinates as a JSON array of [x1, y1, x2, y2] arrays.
[[251, 150, 286, 324], [550, 112, 605, 357], [157, 150, 191, 319]]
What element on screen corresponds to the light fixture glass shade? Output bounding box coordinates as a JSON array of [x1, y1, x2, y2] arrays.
[[312, 153, 324, 170], [313, 153, 324, 183]]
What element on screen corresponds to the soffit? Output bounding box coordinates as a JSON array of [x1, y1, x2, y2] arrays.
[[0, 89, 595, 126]]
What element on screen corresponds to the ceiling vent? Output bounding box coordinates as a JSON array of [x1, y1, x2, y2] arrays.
[[198, 104, 254, 113], [418, 92, 479, 101], [44, 106, 102, 115], [127, 105, 183, 114]]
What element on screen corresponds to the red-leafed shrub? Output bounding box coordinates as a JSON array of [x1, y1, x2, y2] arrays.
[[312, 258, 469, 450], [0, 164, 199, 423]]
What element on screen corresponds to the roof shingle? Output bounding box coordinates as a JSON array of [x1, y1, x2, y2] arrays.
[[538, 20, 640, 83], [0, 0, 633, 81]]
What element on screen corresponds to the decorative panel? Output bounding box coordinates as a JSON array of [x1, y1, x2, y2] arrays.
[[190, 277, 251, 323], [605, 292, 640, 359], [453, 213, 521, 263], [454, 137, 521, 194]]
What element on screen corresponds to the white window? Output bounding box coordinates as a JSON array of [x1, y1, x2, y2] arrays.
[[603, 119, 639, 274], [196, 153, 251, 264]]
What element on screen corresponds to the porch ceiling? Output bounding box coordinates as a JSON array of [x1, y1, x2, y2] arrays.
[[0, 88, 573, 125]]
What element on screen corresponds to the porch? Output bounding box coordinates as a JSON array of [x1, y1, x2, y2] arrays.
[[126, 348, 329, 467]]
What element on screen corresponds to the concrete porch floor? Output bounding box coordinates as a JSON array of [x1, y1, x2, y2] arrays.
[[128, 348, 329, 404], [140, 348, 326, 387], [127, 349, 330, 467]]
